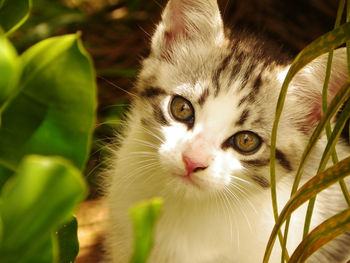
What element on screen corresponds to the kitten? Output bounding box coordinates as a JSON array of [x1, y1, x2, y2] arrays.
[[103, 0, 350, 262]]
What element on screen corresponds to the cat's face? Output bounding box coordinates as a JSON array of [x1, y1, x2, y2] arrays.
[[131, 0, 346, 198], [135, 41, 295, 198]]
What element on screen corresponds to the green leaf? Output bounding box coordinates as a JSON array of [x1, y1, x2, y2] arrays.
[[263, 156, 350, 262], [0, 34, 96, 171], [0, 155, 87, 263], [289, 208, 350, 263], [0, 36, 20, 109], [129, 198, 163, 263], [0, 0, 32, 35], [0, 165, 12, 189], [56, 217, 79, 263]]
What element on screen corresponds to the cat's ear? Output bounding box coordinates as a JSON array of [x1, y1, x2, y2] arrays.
[[151, 0, 226, 61], [286, 48, 348, 134]]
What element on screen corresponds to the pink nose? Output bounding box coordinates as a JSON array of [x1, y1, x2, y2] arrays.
[[183, 155, 208, 175]]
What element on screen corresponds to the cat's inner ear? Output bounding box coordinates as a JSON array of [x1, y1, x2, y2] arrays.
[[287, 48, 348, 134], [151, 0, 226, 61]]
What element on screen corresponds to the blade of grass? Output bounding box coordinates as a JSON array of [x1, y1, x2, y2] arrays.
[[289, 208, 350, 263], [302, 0, 350, 239], [264, 156, 350, 263], [347, 0, 350, 75], [278, 79, 350, 262], [274, 17, 350, 260], [326, 0, 347, 170], [303, 99, 350, 238]]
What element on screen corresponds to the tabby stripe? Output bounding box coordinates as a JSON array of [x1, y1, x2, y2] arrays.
[[152, 104, 169, 126], [252, 73, 262, 93], [213, 52, 234, 96], [141, 87, 167, 98], [238, 73, 262, 107], [236, 109, 249, 126], [198, 88, 210, 106], [238, 95, 249, 107], [242, 158, 270, 167], [240, 63, 256, 91], [141, 118, 150, 126], [276, 148, 293, 172], [230, 51, 244, 80], [251, 175, 270, 188], [252, 117, 265, 126]]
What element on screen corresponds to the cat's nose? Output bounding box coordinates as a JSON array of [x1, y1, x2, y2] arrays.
[[183, 155, 208, 175]]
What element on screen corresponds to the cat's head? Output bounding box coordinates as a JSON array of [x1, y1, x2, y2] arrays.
[[132, 0, 347, 199]]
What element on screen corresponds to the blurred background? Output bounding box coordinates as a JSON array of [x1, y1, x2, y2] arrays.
[[9, 0, 339, 261]]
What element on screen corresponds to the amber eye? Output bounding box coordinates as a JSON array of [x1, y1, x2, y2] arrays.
[[231, 131, 262, 154], [170, 95, 194, 124]]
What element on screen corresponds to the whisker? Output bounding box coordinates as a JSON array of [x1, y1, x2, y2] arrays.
[[218, 191, 234, 243], [131, 138, 160, 150], [117, 161, 161, 193], [137, 125, 165, 144], [98, 75, 139, 98], [227, 181, 258, 216], [224, 186, 254, 232]]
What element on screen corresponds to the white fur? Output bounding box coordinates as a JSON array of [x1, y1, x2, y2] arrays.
[[103, 0, 350, 262]]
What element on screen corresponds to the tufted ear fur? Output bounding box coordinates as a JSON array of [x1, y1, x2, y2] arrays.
[[151, 0, 226, 62], [286, 48, 348, 134]]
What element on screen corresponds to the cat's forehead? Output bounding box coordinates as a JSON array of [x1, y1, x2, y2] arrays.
[[146, 36, 288, 95]]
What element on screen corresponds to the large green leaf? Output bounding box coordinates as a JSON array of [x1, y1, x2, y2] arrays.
[[0, 36, 20, 109], [56, 217, 79, 263], [130, 198, 163, 263], [289, 208, 350, 263], [263, 156, 350, 262], [0, 0, 31, 34], [0, 155, 87, 263], [0, 34, 96, 172]]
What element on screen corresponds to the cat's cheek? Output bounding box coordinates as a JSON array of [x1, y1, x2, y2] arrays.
[[158, 141, 186, 178]]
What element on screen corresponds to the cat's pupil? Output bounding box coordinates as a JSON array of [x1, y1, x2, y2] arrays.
[[243, 135, 249, 144], [181, 104, 189, 112]]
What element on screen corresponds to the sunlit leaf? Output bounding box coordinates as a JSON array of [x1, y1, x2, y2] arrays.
[[289, 208, 350, 263], [129, 198, 163, 263], [0, 34, 96, 172], [0, 36, 20, 110], [0, 155, 87, 262], [264, 156, 350, 262], [0, 0, 31, 34]]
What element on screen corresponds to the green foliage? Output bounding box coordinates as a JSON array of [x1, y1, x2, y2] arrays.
[[0, 0, 31, 35], [0, 36, 20, 108], [129, 198, 163, 263], [0, 155, 87, 263], [0, 0, 96, 262], [289, 208, 350, 263], [57, 217, 80, 263], [264, 156, 350, 262], [266, 1, 350, 262], [0, 33, 96, 171]]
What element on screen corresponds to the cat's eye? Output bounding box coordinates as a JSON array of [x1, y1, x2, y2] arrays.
[[169, 95, 194, 124], [229, 131, 262, 154]]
